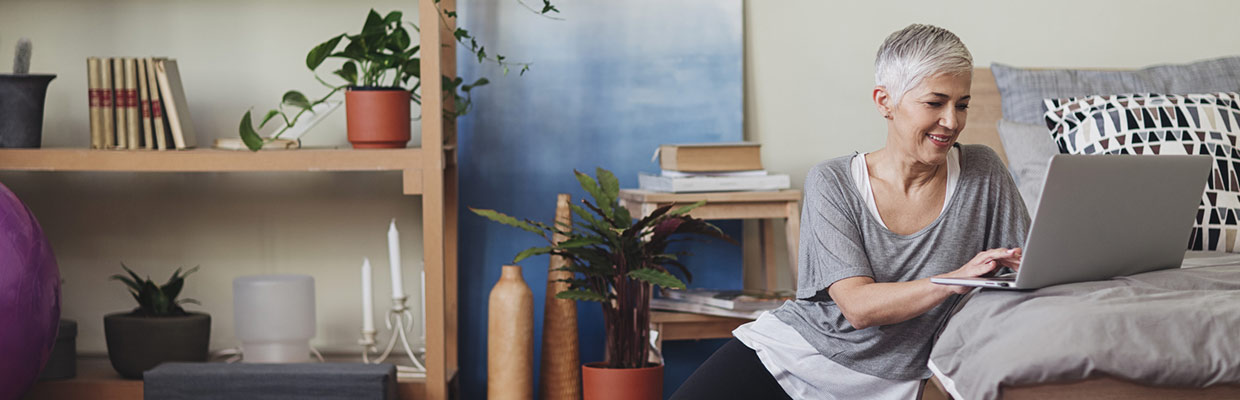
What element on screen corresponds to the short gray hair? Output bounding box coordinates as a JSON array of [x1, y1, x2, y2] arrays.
[[874, 24, 973, 104]]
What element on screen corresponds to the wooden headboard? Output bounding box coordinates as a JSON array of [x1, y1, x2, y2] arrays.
[[958, 67, 1008, 165]]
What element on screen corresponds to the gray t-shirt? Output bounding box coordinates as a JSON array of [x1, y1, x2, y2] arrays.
[[771, 144, 1031, 381]]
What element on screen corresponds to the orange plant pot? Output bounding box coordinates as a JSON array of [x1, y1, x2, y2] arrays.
[[581, 362, 662, 400], [344, 87, 411, 149]]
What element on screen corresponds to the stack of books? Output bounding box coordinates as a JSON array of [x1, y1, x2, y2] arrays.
[[639, 142, 791, 192], [651, 288, 795, 319], [86, 57, 197, 150]]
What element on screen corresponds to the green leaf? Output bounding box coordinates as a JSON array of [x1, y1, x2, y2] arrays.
[[555, 289, 607, 302], [514, 246, 553, 263], [363, 9, 386, 35], [239, 111, 264, 152], [476, 46, 486, 64], [469, 207, 544, 235], [258, 110, 281, 128], [668, 200, 706, 216], [556, 236, 602, 249], [110, 274, 142, 293], [628, 268, 686, 289], [574, 170, 611, 216], [454, 28, 470, 41], [390, 27, 411, 52], [335, 61, 359, 86], [281, 91, 312, 110], [461, 77, 489, 93], [542, 0, 559, 14], [383, 10, 403, 26], [307, 34, 345, 70]]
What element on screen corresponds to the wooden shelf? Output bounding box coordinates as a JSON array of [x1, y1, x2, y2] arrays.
[[0, 148, 428, 195], [651, 311, 752, 341], [24, 357, 434, 400]]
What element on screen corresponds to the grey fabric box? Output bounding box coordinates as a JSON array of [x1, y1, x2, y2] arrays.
[[143, 362, 397, 400]]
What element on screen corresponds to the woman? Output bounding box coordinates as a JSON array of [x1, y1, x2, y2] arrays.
[[671, 24, 1030, 399]]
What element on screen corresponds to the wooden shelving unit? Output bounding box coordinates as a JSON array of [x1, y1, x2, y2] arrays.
[[11, 1, 461, 399]]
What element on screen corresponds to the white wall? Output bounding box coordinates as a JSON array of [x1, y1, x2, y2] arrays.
[[744, 0, 1240, 288], [5, 0, 1240, 355]]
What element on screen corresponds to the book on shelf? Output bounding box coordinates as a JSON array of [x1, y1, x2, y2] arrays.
[[658, 142, 763, 172], [662, 288, 795, 311], [638, 172, 790, 193], [136, 58, 154, 149], [154, 58, 197, 150], [660, 169, 767, 178], [145, 57, 169, 150], [86, 57, 104, 149], [650, 297, 763, 320], [98, 58, 115, 149], [123, 58, 140, 150], [111, 58, 127, 149]]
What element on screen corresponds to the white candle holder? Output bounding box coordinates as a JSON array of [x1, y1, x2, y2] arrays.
[[359, 295, 426, 379]]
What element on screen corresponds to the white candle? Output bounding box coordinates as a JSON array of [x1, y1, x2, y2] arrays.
[[388, 219, 405, 299], [362, 257, 375, 332]]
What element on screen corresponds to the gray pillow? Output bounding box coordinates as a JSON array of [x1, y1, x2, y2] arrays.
[[991, 56, 1240, 125], [997, 118, 1058, 216]]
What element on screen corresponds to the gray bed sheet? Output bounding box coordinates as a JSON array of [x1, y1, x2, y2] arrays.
[[929, 260, 1240, 400]]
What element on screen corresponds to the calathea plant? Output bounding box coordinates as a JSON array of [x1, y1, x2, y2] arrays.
[[471, 168, 733, 369], [110, 264, 200, 316], [239, 4, 559, 151]]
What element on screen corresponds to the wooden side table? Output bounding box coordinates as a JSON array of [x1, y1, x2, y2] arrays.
[[618, 189, 802, 291]]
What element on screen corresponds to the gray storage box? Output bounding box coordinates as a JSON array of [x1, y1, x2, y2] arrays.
[[143, 362, 397, 400]]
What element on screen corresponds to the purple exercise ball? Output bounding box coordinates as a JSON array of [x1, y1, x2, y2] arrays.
[[0, 181, 60, 400]]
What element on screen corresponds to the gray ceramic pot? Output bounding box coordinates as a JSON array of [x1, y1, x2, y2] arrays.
[[104, 312, 210, 379], [0, 74, 55, 148]]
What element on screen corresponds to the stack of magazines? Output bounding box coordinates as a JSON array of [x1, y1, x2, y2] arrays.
[[652, 288, 795, 319]]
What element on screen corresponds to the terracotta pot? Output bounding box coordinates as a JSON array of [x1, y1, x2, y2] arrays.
[[344, 87, 410, 149], [581, 362, 663, 400], [104, 312, 210, 379], [488, 265, 534, 400]]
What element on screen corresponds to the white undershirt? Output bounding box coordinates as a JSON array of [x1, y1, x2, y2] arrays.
[[852, 147, 960, 229], [731, 147, 960, 399]]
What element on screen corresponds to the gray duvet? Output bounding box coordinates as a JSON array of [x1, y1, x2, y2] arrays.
[[928, 264, 1240, 400]]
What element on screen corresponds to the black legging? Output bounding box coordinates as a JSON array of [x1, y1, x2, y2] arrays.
[[670, 338, 792, 400]]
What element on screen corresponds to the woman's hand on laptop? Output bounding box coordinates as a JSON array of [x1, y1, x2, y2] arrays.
[[932, 248, 1023, 294]]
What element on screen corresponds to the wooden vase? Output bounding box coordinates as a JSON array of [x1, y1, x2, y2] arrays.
[[488, 265, 534, 400], [540, 194, 582, 400]]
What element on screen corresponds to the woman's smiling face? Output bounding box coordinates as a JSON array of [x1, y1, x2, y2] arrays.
[[885, 73, 972, 165]]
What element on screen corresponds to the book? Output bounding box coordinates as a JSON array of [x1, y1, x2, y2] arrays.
[[136, 58, 153, 149], [123, 58, 140, 150], [154, 58, 197, 150], [112, 58, 128, 149], [650, 298, 762, 320], [660, 169, 767, 178], [662, 288, 794, 311], [658, 142, 762, 172], [638, 172, 790, 193], [86, 57, 104, 149], [100, 58, 115, 149], [145, 57, 168, 150]]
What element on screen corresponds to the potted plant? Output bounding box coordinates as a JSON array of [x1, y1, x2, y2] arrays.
[[471, 168, 732, 400], [104, 264, 208, 379], [239, 5, 557, 151], [0, 38, 56, 148]]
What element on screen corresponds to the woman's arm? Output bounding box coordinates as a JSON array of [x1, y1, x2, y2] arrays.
[[828, 247, 1020, 329]]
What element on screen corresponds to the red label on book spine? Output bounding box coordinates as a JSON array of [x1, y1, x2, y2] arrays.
[[101, 89, 113, 107], [141, 100, 151, 118], [129, 89, 140, 107], [151, 102, 163, 118], [89, 89, 100, 107]]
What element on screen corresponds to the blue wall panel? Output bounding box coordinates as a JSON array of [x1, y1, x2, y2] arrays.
[[456, 2, 742, 398]]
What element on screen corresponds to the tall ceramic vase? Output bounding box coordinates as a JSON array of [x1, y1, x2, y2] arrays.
[[0, 74, 56, 148], [488, 265, 534, 400], [540, 194, 581, 400]]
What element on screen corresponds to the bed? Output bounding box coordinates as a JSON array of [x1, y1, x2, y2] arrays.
[[923, 61, 1240, 400]]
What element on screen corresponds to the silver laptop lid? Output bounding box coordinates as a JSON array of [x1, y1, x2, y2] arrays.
[[1016, 154, 1212, 289]]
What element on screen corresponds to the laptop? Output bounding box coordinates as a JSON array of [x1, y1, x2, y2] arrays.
[[930, 154, 1212, 290]]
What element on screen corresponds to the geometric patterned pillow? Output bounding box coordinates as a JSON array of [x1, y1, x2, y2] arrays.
[[1043, 92, 1240, 252]]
